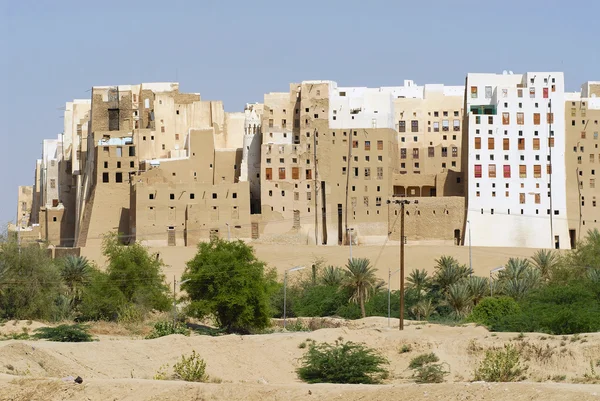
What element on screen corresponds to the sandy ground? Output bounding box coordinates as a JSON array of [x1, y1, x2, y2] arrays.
[[82, 242, 539, 290], [0, 317, 598, 401]]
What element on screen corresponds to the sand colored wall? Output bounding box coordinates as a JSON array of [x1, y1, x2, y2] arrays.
[[565, 97, 600, 244]]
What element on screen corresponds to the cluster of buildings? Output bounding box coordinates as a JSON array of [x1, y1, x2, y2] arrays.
[[10, 72, 600, 250]]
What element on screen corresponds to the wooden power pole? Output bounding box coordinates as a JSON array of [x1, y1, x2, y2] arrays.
[[399, 201, 405, 330]]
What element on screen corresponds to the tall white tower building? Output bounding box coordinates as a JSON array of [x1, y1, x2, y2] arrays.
[[464, 72, 569, 249]]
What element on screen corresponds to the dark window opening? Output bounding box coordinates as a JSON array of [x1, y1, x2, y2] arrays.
[[115, 172, 123, 183], [102, 172, 109, 183]]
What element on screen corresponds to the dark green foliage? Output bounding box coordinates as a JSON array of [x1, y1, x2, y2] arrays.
[[293, 285, 351, 317], [409, 353, 439, 369], [297, 339, 388, 384], [146, 321, 190, 339], [78, 269, 127, 321], [33, 324, 94, 342], [343, 258, 380, 318], [182, 239, 277, 333], [490, 282, 600, 334], [468, 296, 521, 326], [60, 255, 91, 307], [0, 240, 66, 321], [102, 233, 170, 313]]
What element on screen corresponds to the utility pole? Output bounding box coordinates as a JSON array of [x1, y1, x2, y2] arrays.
[[343, 131, 352, 245], [399, 201, 405, 331], [313, 128, 318, 245], [387, 198, 417, 330], [468, 220, 472, 275], [548, 97, 554, 248]]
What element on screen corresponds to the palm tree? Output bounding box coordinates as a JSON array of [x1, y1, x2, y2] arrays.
[[407, 269, 431, 300], [530, 249, 559, 281], [410, 298, 437, 321], [498, 259, 541, 300], [499, 258, 531, 281], [343, 258, 379, 318], [60, 255, 91, 306], [321, 265, 344, 287], [446, 282, 473, 318], [433, 256, 471, 294], [466, 276, 489, 305]]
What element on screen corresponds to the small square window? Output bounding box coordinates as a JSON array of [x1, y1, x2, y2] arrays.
[[212, 193, 217, 199], [232, 193, 237, 198], [190, 193, 195, 199], [170, 193, 175, 200]]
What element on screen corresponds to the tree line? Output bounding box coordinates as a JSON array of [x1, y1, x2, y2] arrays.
[[0, 229, 598, 335]]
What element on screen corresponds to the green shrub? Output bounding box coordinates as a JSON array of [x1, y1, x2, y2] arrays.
[[173, 350, 208, 382], [468, 296, 521, 326], [146, 321, 190, 339], [297, 339, 388, 384], [413, 363, 449, 383], [473, 344, 527, 382], [409, 353, 439, 369], [33, 324, 94, 342], [399, 344, 412, 353], [285, 319, 310, 332]]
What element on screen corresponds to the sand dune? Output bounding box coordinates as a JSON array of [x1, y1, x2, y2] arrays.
[[0, 317, 598, 400]]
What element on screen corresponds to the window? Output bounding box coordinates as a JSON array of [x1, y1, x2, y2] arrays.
[[529, 87, 535, 98], [412, 148, 419, 159], [590, 179, 596, 189], [400, 148, 407, 159], [533, 113, 540, 125], [534, 165, 541, 178], [535, 193, 541, 204], [265, 168, 272, 180], [485, 86, 492, 99], [102, 172, 109, 183], [547, 164, 552, 174], [548, 138, 555, 147], [453, 120, 460, 131], [374, 140, 383, 151], [518, 138, 525, 150], [278, 167, 286, 179], [487, 116, 493, 124], [488, 164, 496, 178], [488, 137, 495, 150], [520, 193, 525, 204], [411, 120, 418, 132], [399, 120, 406, 132], [190, 193, 195, 200], [452, 147, 458, 157], [442, 147, 448, 157], [306, 169, 312, 179], [517, 112, 524, 125], [501, 138, 509, 150], [519, 165, 527, 178], [50, 179, 56, 189], [212, 193, 217, 199], [500, 112, 509, 125], [377, 167, 383, 180], [433, 121, 439, 132], [503, 165, 511, 178], [547, 113, 554, 124], [352, 140, 358, 148], [474, 164, 482, 178], [149, 193, 155, 200], [364, 141, 370, 150], [115, 172, 123, 183], [474, 137, 481, 149], [533, 138, 540, 150], [292, 167, 299, 179], [428, 147, 435, 157], [470, 86, 478, 98], [364, 167, 371, 179], [443, 120, 450, 131]]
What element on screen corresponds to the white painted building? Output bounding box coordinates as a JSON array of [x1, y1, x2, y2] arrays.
[[464, 71, 570, 249]]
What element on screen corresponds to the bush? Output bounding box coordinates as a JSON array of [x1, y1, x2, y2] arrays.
[[33, 324, 94, 342], [297, 339, 388, 384], [146, 321, 190, 339], [468, 296, 521, 326], [473, 344, 527, 382], [409, 353, 439, 369], [173, 350, 208, 382], [0, 240, 66, 321], [489, 283, 600, 334], [183, 239, 277, 333], [413, 363, 449, 383]]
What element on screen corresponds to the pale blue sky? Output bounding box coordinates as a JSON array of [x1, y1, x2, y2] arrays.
[[1, 0, 598, 225]]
